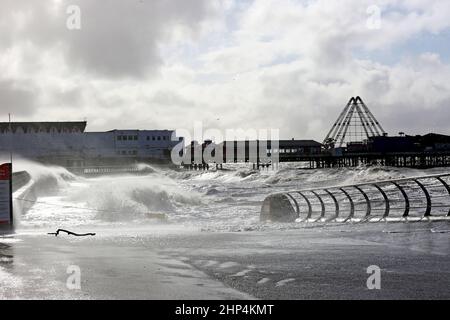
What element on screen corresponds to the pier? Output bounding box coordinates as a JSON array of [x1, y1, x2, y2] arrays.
[[182, 97, 450, 170], [181, 142, 450, 170], [287, 151, 450, 169]]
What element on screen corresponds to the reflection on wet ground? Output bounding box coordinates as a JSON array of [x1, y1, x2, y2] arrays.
[[0, 240, 14, 266]]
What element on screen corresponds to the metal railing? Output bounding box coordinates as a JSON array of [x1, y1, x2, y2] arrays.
[[261, 172, 450, 222], [66, 165, 147, 175]]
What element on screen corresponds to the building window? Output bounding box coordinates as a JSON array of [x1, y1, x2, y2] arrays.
[[146, 136, 149, 141], [152, 136, 155, 141], [163, 136, 167, 140], [134, 135, 138, 140], [123, 136, 127, 141], [128, 135, 133, 140], [118, 136, 122, 141], [157, 136, 161, 140]]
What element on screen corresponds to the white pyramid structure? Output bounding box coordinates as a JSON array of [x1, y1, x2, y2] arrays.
[[323, 96, 386, 148]]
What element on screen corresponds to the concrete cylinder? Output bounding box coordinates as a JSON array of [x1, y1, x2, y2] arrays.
[[260, 194, 297, 222]]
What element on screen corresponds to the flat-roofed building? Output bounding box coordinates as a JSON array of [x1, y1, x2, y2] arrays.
[[184, 139, 323, 164], [0, 121, 182, 167]]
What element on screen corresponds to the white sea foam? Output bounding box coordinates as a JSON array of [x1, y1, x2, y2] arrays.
[[11, 161, 450, 232]]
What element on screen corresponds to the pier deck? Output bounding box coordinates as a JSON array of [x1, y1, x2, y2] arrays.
[[183, 150, 450, 170]]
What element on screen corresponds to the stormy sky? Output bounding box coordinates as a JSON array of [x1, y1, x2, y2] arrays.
[[1, 0, 450, 141]]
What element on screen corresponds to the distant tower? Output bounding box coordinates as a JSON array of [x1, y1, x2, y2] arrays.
[[323, 96, 386, 149]]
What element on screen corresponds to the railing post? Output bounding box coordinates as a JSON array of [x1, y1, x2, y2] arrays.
[[339, 188, 354, 221], [392, 182, 410, 218], [311, 191, 325, 221], [414, 179, 432, 217], [354, 186, 371, 219], [324, 189, 339, 220], [436, 177, 450, 217], [373, 185, 390, 218], [297, 192, 312, 220], [286, 193, 300, 219]]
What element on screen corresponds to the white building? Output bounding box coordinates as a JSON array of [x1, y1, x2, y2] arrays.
[[0, 121, 182, 167]]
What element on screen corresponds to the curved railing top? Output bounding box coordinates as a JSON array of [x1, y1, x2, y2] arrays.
[[261, 172, 450, 222], [279, 172, 450, 194]]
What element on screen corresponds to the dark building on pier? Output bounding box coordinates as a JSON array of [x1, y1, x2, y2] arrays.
[[366, 133, 450, 154], [276, 140, 322, 155], [317, 132, 450, 169], [416, 133, 450, 151], [367, 136, 419, 153], [185, 139, 322, 164]]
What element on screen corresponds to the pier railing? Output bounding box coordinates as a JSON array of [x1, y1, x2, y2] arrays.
[[261, 172, 450, 222], [66, 165, 148, 175]]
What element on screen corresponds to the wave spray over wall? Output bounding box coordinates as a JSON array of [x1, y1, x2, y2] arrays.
[[12, 160, 449, 233]]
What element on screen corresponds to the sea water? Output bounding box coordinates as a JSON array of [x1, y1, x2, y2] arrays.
[[11, 159, 449, 234]]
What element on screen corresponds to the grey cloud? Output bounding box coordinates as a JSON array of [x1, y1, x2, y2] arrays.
[[0, 80, 36, 117], [0, 0, 213, 78], [151, 90, 197, 109], [0, 0, 449, 141], [68, 0, 214, 78], [382, 100, 450, 136], [50, 87, 84, 109]]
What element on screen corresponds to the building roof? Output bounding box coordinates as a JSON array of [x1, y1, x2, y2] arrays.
[[0, 121, 87, 133], [417, 133, 450, 144], [278, 140, 322, 147], [219, 140, 322, 148], [107, 129, 173, 133]]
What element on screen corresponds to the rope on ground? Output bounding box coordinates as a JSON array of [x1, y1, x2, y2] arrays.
[[48, 229, 96, 237]]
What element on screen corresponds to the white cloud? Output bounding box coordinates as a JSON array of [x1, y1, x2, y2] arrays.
[[0, 0, 450, 141]]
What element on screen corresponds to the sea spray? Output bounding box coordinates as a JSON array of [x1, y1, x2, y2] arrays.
[[12, 161, 450, 232]]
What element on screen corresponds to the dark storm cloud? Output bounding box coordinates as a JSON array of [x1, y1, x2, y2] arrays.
[[0, 0, 213, 78], [0, 80, 36, 117], [1, 0, 449, 137], [64, 0, 213, 78]]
